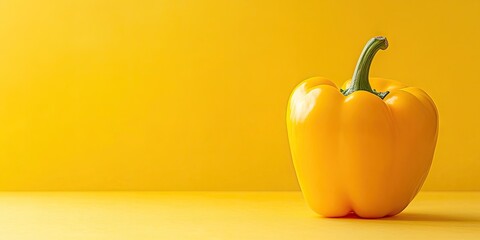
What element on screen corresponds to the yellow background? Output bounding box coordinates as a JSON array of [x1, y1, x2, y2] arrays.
[[0, 0, 478, 190]]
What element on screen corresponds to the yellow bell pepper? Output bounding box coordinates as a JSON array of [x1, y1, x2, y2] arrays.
[[286, 37, 438, 218]]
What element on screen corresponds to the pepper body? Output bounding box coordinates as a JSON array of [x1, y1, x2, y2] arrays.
[[286, 37, 438, 218]]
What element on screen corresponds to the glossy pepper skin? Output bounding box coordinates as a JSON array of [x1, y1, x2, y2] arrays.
[[286, 37, 438, 218]]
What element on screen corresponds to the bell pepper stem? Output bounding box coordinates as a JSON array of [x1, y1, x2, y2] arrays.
[[341, 36, 389, 99]]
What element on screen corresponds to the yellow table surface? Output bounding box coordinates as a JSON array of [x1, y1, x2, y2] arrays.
[[0, 191, 478, 239]]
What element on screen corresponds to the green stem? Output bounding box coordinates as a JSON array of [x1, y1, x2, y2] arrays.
[[341, 36, 389, 99]]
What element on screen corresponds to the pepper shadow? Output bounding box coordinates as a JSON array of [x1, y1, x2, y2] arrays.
[[318, 212, 480, 222]]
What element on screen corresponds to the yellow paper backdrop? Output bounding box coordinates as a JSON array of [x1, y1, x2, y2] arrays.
[[0, 0, 478, 190]]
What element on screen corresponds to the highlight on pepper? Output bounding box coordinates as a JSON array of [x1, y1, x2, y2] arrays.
[[286, 36, 439, 218]]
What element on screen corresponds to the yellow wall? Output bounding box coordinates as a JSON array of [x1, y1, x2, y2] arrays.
[[0, 0, 478, 190]]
